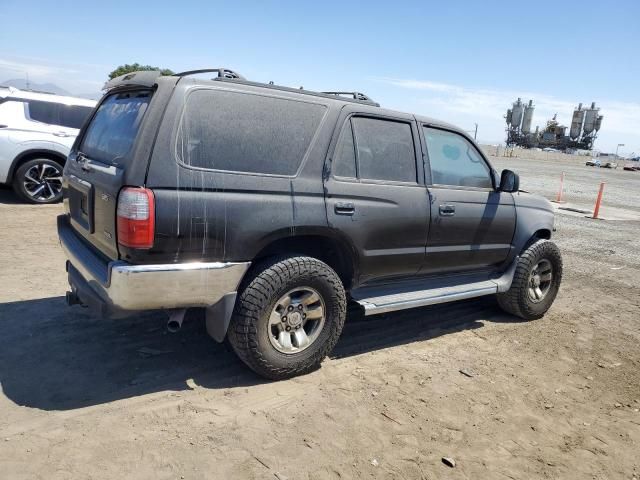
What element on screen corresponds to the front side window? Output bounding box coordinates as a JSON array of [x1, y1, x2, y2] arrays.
[[423, 127, 493, 189], [178, 90, 326, 176], [351, 117, 416, 183]]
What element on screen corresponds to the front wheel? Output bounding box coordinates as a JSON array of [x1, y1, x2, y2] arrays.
[[227, 256, 346, 380], [497, 239, 562, 320]]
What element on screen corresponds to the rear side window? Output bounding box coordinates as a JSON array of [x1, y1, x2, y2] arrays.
[[423, 127, 492, 188], [60, 105, 93, 129], [178, 90, 326, 175], [27, 100, 93, 129], [351, 117, 417, 183], [80, 90, 152, 166], [332, 120, 357, 178]]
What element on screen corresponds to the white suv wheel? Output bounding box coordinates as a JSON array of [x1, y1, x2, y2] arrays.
[[13, 159, 64, 204]]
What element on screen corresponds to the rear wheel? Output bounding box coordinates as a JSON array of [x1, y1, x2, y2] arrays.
[[227, 256, 346, 380], [13, 158, 63, 204], [497, 239, 562, 320]]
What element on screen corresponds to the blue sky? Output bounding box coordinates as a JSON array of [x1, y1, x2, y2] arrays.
[[1, 0, 639, 153]]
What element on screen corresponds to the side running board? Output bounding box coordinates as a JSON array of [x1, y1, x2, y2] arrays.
[[355, 257, 519, 316]]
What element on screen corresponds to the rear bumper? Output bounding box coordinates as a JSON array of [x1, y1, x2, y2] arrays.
[[57, 215, 250, 317]]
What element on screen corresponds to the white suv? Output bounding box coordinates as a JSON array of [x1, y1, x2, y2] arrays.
[[0, 86, 96, 203]]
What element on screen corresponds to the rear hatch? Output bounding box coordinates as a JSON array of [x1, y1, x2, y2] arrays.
[[63, 88, 155, 260]]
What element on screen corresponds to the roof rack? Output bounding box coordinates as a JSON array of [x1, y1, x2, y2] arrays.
[[103, 67, 246, 91], [176, 70, 378, 106], [174, 68, 245, 80], [210, 77, 380, 107], [105, 67, 379, 106], [321, 91, 377, 103]]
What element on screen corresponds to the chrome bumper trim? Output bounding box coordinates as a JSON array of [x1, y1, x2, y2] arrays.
[[58, 215, 250, 312], [104, 261, 250, 310]]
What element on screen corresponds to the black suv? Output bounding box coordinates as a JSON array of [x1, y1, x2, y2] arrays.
[[58, 68, 562, 379]]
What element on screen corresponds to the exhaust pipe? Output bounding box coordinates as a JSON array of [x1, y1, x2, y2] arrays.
[[66, 290, 81, 306], [167, 309, 187, 333]]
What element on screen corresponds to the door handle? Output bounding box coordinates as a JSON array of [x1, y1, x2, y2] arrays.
[[335, 202, 355, 215], [439, 204, 455, 216]]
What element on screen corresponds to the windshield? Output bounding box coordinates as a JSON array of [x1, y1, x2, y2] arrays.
[[80, 90, 152, 166]]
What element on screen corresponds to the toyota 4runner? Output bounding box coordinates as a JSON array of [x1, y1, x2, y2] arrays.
[[58, 68, 562, 379]]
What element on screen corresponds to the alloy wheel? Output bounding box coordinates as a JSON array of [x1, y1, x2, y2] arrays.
[[22, 162, 63, 202], [527, 259, 553, 303], [268, 287, 326, 354]]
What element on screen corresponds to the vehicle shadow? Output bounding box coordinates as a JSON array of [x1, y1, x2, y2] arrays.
[[332, 295, 513, 359], [0, 185, 22, 204], [0, 295, 516, 411]]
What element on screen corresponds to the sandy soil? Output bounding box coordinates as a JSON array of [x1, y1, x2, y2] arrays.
[[1, 154, 639, 479]]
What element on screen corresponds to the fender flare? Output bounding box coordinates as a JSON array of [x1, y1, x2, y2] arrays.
[[7, 148, 68, 183]]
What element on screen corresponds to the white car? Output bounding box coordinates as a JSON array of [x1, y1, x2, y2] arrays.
[[0, 86, 96, 203]]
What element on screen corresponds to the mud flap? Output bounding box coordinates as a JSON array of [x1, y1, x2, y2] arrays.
[[205, 292, 238, 342], [493, 255, 520, 293]]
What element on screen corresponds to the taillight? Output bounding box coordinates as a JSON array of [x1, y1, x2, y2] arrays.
[[117, 187, 155, 249]]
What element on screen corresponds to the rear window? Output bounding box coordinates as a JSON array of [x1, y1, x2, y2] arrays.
[[80, 90, 152, 166], [178, 89, 326, 175], [27, 100, 93, 129]]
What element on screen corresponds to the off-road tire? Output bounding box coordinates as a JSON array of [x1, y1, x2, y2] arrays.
[[227, 256, 346, 380], [497, 239, 562, 320], [13, 158, 64, 204]]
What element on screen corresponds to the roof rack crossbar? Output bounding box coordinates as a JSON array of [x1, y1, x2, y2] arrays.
[[175, 68, 245, 80], [321, 91, 376, 103]]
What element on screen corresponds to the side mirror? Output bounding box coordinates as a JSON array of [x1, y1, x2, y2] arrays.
[[499, 169, 520, 192]]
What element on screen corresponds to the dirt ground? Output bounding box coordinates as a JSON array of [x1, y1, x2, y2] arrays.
[[1, 153, 639, 480]]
